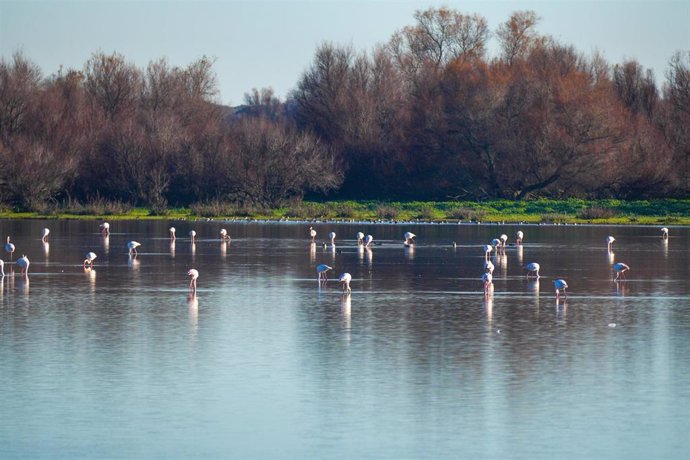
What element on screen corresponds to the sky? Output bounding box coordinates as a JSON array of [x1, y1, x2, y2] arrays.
[[1, 0, 688, 106]]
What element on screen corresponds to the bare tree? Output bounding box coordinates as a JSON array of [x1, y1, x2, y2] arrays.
[[84, 52, 143, 119], [496, 11, 540, 65]]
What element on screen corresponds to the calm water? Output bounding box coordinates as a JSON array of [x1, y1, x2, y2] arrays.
[[1, 220, 689, 459]]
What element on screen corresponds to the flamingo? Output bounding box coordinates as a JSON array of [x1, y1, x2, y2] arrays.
[[516, 230, 524, 245], [404, 232, 416, 246], [99, 222, 110, 236], [220, 228, 231, 241], [5, 237, 15, 260], [482, 272, 493, 293], [491, 238, 501, 249], [483, 244, 493, 260], [499, 234, 508, 247], [328, 232, 336, 246], [41, 228, 50, 242], [356, 232, 364, 245], [339, 272, 352, 293], [127, 241, 141, 256], [316, 264, 332, 281], [524, 262, 540, 278], [606, 236, 615, 251], [661, 227, 668, 239], [187, 269, 199, 292], [169, 227, 176, 241], [309, 226, 316, 243], [189, 230, 196, 243], [484, 260, 495, 274], [364, 235, 373, 247], [83, 252, 97, 269], [553, 279, 568, 299], [0, 259, 4, 276], [17, 255, 29, 276], [613, 262, 630, 281]]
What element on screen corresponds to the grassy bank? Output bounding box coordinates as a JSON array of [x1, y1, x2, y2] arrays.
[[1, 198, 689, 225]]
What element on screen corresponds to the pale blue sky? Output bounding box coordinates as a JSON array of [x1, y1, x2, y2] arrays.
[[1, 0, 688, 105]]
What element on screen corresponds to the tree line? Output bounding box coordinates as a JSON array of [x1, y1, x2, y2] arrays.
[[1, 7, 688, 211]]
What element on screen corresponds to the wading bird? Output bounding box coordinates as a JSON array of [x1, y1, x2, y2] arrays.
[[484, 260, 494, 275], [483, 244, 493, 260], [17, 255, 30, 276], [364, 235, 373, 247], [328, 232, 336, 246], [613, 262, 630, 281], [524, 262, 541, 278], [220, 229, 231, 241], [5, 237, 15, 260], [169, 227, 176, 241], [356, 232, 364, 245], [99, 222, 110, 236], [189, 230, 197, 243], [404, 232, 416, 246], [482, 272, 493, 293], [516, 230, 524, 244], [127, 241, 141, 256], [316, 264, 332, 281], [41, 228, 50, 242], [339, 272, 352, 293], [553, 279, 568, 299], [187, 269, 199, 292], [499, 234, 508, 247], [606, 236, 615, 251], [83, 252, 97, 269], [309, 227, 317, 243], [661, 227, 668, 239]]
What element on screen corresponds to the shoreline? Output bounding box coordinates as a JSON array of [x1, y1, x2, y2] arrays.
[[1, 198, 689, 226]]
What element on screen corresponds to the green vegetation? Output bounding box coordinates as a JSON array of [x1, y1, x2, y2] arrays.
[[2, 199, 689, 225]]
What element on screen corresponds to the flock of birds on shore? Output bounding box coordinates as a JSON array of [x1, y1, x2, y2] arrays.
[[0, 223, 672, 300]]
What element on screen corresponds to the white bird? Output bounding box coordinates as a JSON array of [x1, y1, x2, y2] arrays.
[[524, 262, 540, 278], [613, 262, 630, 281], [553, 279, 568, 299], [328, 231, 336, 246], [187, 269, 199, 292], [404, 232, 416, 246], [0, 259, 4, 276], [127, 241, 141, 256], [316, 264, 332, 281], [499, 234, 508, 246], [483, 244, 493, 260], [516, 230, 524, 244], [309, 226, 317, 243], [189, 230, 197, 243], [83, 252, 97, 269], [339, 272, 352, 293], [491, 238, 501, 248], [41, 228, 50, 242], [356, 232, 364, 245], [484, 260, 495, 274], [5, 236, 15, 260], [482, 272, 493, 292], [364, 235, 373, 247], [220, 228, 231, 241], [169, 227, 176, 240], [661, 227, 668, 239], [17, 254, 30, 276], [99, 222, 110, 235], [606, 236, 615, 251]]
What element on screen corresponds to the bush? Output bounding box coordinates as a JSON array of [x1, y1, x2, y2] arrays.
[[447, 207, 487, 221], [376, 204, 399, 220], [577, 207, 619, 219], [540, 213, 568, 224]]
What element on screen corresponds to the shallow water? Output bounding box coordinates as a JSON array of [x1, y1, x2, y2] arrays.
[[1, 220, 689, 459]]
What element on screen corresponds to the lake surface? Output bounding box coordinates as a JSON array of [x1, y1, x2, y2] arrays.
[[1, 219, 689, 459]]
